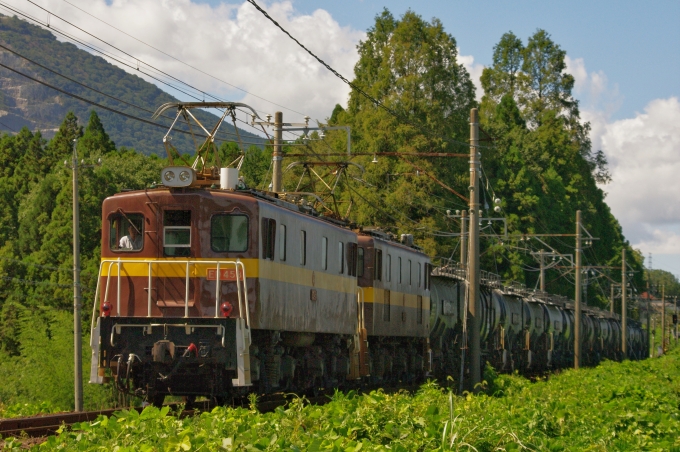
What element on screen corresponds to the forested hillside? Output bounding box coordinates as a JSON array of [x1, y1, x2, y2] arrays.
[[0, 14, 263, 155]]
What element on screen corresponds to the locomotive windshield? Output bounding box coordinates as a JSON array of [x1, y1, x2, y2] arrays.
[[110, 213, 144, 252]]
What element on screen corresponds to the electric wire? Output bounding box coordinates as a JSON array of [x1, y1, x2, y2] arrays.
[[58, 0, 306, 117], [245, 0, 490, 151], [26, 0, 232, 106], [0, 1, 205, 102], [0, 118, 17, 132], [0, 41, 257, 141], [0, 60, 269, 147], [22, 0, 309, 130]]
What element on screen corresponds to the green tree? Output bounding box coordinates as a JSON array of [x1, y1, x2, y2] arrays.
[[45, 111, 83, 167], [330, 9, 476, 256], [478, 31, 641, 303], [79, 110, 116, 157], [480, 31, 524, 116]]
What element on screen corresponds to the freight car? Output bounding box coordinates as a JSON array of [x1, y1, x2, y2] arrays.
[[88, 102, 646, 404]]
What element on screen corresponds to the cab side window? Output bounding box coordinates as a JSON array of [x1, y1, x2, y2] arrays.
[[110, 213, 144, 252], [261, 218, 276, 260], [164, 210, 191, 257]]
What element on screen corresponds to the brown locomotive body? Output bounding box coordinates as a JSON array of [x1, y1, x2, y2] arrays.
[[90, 184, 432, 402]]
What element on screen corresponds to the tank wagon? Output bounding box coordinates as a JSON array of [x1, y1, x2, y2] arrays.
[[428, 265, 647, 381], [89, 102, 646, 404]]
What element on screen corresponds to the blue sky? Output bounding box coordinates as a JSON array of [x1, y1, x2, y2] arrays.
[[197, 0, 680, 121]]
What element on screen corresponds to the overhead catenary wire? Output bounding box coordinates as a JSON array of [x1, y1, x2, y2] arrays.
[[26, 0, 234, 106], [0, 60, 274, 147]]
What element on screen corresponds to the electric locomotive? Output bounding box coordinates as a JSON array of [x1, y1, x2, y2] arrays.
[[89, 102, 432, 404]]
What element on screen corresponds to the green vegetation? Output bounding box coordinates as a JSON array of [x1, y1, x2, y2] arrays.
[[316, 12, 643, 307], [2, 348, 678, 450]]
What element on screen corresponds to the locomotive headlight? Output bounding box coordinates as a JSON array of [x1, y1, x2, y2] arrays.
[[161, 166, 195, 187]]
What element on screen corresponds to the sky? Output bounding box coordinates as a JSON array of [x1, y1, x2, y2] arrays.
[[3, 0, 679, 276]]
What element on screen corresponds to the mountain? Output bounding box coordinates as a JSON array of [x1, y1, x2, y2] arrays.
[[0, 14, 263, 155]]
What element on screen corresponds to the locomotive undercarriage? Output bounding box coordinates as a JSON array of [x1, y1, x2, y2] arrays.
[[97, 319, 429, 404], [250, 331, 428, 395]]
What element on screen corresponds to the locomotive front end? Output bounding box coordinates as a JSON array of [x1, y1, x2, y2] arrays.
[[89, 186, 256, 404]]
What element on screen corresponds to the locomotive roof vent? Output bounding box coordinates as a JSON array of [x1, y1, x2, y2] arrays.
[[400, 234, 414, 247], [161, 166, 196, 188]]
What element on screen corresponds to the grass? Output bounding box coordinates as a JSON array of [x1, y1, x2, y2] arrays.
[[3, 347, 680, 451]]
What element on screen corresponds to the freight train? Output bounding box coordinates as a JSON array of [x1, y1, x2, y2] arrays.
[[88, 102, 647, 405]]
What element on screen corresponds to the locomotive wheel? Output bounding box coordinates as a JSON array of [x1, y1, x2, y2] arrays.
[[184, 395, 197, 410], [151, 394, 165, 408]]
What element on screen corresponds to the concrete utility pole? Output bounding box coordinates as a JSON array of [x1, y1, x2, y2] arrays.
[[574, 210, 582, 369], [460, 210, 468, 268], [539, 250, 546, 292], [70, 139, 83, 412], [468, 108, 481, 390], [674, 295, 678, 347], [661, 284, 666, 354], [272, 111, 283, 193], [621, 249, 627, 357]]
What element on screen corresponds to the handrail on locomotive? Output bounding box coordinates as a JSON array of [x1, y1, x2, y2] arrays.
[[91, 258, 248, 322]]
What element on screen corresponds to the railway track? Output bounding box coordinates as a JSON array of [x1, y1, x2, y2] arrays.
[[0, 395, 329, 440], [1, 383, 417, 440]]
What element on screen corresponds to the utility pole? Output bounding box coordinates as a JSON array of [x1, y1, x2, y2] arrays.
[[661, 284, 666, 354], [610, 283, 615, 314], [460, 210, 468, 268], [539, 250, 546, 292], [674, 295, 678, 347], [574, 210, 581, 369], [70, 139, 83, 412], [468, 108, 481, 390], [621, 249, 627, 358], [272, 111, 283, 193]]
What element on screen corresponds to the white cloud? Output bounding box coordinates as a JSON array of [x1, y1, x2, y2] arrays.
[[458, 53, 484, 100], [9, 0, 364, 123], [599, 97, 680, 253], [566, 56, 680, 261]]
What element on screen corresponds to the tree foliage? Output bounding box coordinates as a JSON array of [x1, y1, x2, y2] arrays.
[[329, 9, 476, 257], [477, 30, 640, 304]]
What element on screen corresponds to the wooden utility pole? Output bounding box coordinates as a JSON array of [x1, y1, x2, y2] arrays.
[[574, 210, 581, 369], [539, 250, 546, 292], [621, 249, 627, 357], [468, 108, 481, 390], [272, 111, 283, 193]]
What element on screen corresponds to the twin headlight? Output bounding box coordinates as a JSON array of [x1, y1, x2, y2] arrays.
[[161, 167, 195, 187]]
